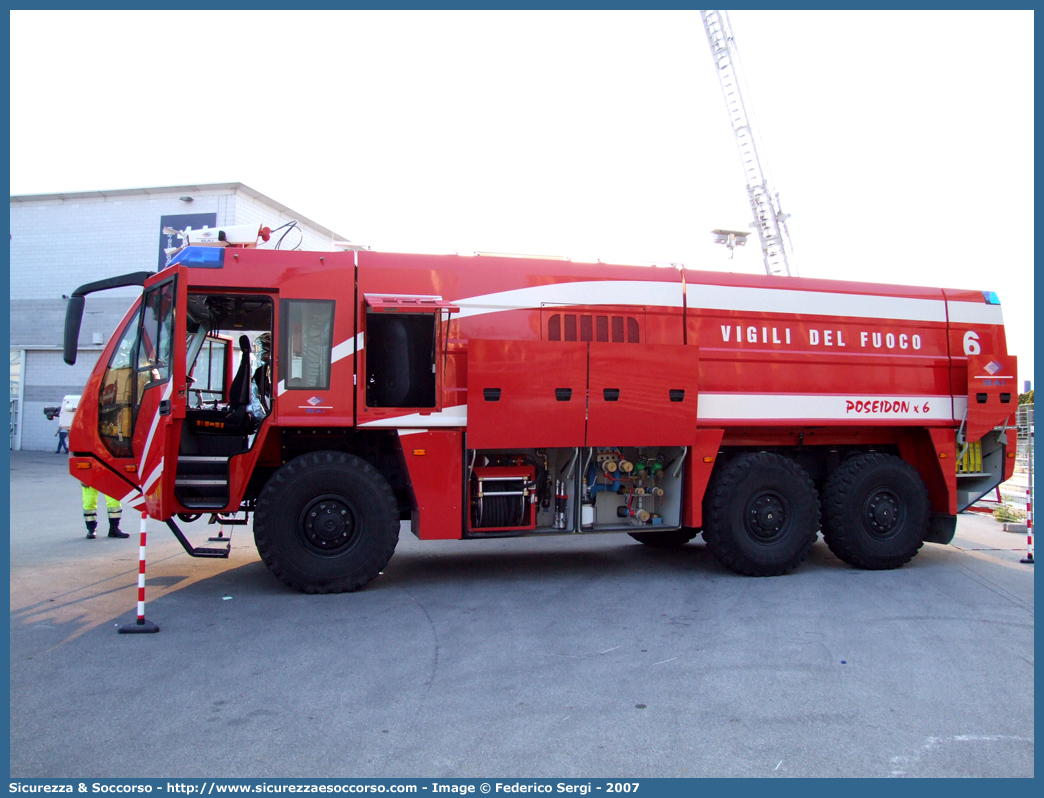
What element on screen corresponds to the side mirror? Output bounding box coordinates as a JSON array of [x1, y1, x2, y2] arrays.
[[63, 296, 85, 365], [62, 271, 152, 366]]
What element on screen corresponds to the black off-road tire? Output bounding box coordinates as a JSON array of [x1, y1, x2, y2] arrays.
[[702, 452, 820, 576], [628, 529, 699, 548], [821, 453, 929, 570], [253, 451, 399, 593]]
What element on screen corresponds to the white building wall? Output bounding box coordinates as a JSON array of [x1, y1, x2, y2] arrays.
[[10, 184, 343, 305], [20, 350, 101, 452], [11, 189, 234, 302]]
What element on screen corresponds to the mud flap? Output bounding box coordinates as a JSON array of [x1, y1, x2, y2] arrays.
[[924, 512, 957, 545]]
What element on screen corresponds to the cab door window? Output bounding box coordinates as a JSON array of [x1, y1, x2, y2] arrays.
[[136, 281, 175, 403]]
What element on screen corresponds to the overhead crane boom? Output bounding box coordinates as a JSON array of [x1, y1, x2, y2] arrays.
[[702, 10, 795, 276]]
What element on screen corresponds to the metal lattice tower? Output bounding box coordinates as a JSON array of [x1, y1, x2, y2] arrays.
[[702, 10, 795, 277]]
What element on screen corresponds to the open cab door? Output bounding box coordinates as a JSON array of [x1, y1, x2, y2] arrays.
[[132, 273, 187, 519]]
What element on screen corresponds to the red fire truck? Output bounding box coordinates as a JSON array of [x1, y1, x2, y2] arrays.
[[63, 226, 1018, 592]]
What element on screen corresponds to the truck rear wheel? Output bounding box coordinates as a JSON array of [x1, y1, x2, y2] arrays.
[[628, 529, 699, 548], [821, 453, 929, 570], [702, 452, 820, 576], [254, 451, 399, 593]]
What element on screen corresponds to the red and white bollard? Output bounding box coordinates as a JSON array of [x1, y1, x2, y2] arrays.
[[1021, 490, 1034, 564], [119, 511, 160, 633]]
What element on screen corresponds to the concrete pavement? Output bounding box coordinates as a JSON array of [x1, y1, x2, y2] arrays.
[[9, 451, 1034, 778]]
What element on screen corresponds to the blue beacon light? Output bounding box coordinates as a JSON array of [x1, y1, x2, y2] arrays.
[[167, 246, 226, 269]]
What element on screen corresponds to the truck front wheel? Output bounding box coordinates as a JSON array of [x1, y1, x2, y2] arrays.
[[253, 451, 399, 593], [821, 453, 929, 570], [702, 452, 820, 576]]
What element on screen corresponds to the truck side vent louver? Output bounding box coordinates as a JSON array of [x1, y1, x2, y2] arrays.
[[603, 389, 620, 402], [669, 389, 685, 402], [483, 388, 501, 402], [555, 388, 572, 402]]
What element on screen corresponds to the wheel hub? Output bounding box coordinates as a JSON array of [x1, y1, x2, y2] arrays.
[[300, 495, 358, 554], [863, 488, 904, 538], [745, 490, 789, 542]]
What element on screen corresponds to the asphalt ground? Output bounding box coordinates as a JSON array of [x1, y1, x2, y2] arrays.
[[8, 451, 1034, 778]]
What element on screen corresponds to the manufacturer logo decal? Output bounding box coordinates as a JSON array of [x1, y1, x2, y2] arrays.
[[984, 360, 1003, 375], [299, 395, 333, 414]]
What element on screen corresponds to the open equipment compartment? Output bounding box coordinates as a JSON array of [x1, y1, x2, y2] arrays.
[[580, 445, 686, 532], [465, 447, 580, 535], [464, 444, 686, 536]]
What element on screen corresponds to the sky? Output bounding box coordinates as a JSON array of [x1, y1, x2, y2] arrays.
[[9, 9, 1035, 384]]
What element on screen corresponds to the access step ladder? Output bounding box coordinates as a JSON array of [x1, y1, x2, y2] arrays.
[[174, 455, 230, 509]]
